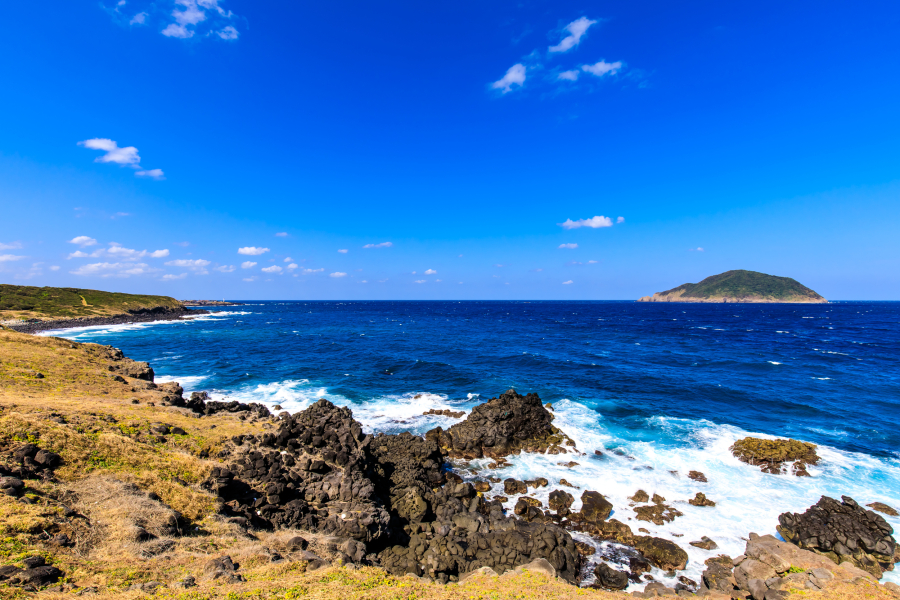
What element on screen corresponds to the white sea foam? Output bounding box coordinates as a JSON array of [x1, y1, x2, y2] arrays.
[[768, 361, 782, 365], [155, 374, 210, 390], [38, 312, 229, 339]]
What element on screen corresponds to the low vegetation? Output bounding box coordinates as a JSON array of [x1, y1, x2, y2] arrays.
[[660, 270, 825, 302], [0, 328, 893, 599], [0, 284, 182, 321]]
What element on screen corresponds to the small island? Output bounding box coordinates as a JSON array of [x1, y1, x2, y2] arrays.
[[638, 270, 827, 303]]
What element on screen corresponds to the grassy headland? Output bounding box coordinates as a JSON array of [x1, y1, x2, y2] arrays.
[[0, 284, 183, 322]]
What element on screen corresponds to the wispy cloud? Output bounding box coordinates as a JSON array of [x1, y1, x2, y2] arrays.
[[0, 241, 23, 250], [215, 265, 235, 273], [558, 70, 579, 81], [69, 236, 98, 247], [338, 249, 348, 254], [300, 268, 324, 275], [275, 232, 289, 237], [491, 64, 526, 93], [238, 246, 269, 255], [68, 243, 169, 260], [165, 258, 210, 271], [588, 260, 598, 264], [414, 280, 426, 284], [558, 215, 614, 229], [262, 265, 282, 274], [559, 243, 578, 249], [136, 168, 165, 180], [241, 261, 257, 269], [329, 272, 347, 278], [0, 255, 26, 263], [161, 273, 187, 281], [689, 247, 705, 252], [582, 60, 622, 77], [78, 138, 164, 179], [363, 242, 393, 249], [616, 216, 625, 224], [161, 0, 239, 40], [70, 261, 158, 278], [562, 280, 574, 285], [549, 17, 596, 53], [174, 241, 191, 247], [424, 269, 437, 275]]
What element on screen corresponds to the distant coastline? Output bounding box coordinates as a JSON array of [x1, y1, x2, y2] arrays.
[[3, 306, 209, 335], [638, 270, 827, 304]]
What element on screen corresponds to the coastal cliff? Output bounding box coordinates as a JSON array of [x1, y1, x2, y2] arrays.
[[638, 270, 827, 304]]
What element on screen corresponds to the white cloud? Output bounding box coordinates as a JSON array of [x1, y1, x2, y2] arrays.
[[161, 273, 187, 281], [0, 254, 26, 262], [243, 277, 257, 282], [218, 25, 238, 40], [165, 259, 210, 268], [559, 243, 578, 249], [0, 241, 22, 250], [690, 247, 705, 252], [262, 265, 283, 274], [283, 257, 293, 263], [78, 138, 140, 165], [67, 251, 90, 259], [617, 216, 625, 224], [414, 280, 426, 284], [130, 11, 147, 25], [581, 60, 622, 77], [436, 279, 442, 282], [329, 272, 347, 278], [215, 265, 235, 273], [70, 261, 157, 277], [558, 70, 579, 81], [588, 260, 598, 264], [160, 0, 239, 40], [49, 265, 60, 271], [363, 242, 393, 249], [492, 64, 526, 93], [136, 168, 165, 180], [558, 215, 614, 229], [238, 246, 269, 255], [69, 236, 98, 247], [275, 232, 289, 237], [301, 268, 324, 275], [337, 249, 348, 254], [562, 280, 574, 285], [549, 17, 597, 53], [241, 261, 257, 269], [287, 263, 298, 270], [424, 269, 437, 275], [107, 244, 170, 259]]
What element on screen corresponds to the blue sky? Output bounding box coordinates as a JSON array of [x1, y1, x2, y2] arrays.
[[1, 0, 898, 300]]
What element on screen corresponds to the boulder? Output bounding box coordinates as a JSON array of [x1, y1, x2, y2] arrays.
[[548, 490, 574, 514], [687, 471, 708, 483], [426, 389, 574, 459], [690, 536, 718, 550], [778, 495, 896, 578], [578, 491, 612, 523], [867, 502, 899, 517], [730, 437, 820, 476], [688, 492, 716, 507], [635, 496, 683, 525], [632, 536, 689, 571], [593, 562, 629, 590]]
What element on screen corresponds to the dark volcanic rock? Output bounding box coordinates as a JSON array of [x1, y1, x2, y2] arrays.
[[426, 389, 574, 459], [688, 492, 715, 507], [731, 437, 820, 476], [778, 495, 897, 578], [577, 491, 612, 524], [632, 536, 689, 571], [548, 490, 574, 514], [867, 502, 899, 517], [593, 562, 629, 590], [203, 397, 583, 584]]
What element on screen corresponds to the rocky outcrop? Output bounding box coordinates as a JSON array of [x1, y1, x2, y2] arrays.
[[632, 536, 688, 571], [731, 437, 820, 476], [203, 398, 583, 584], [593, 563, 628, 590], [698, 532, 880, 599], [777, 495, 897, 578], [7, 306, 208, 334], [426, 389, 575, 459]]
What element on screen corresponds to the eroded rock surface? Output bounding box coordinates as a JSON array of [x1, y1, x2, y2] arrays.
[[731, 437, 820, 476], [778, 495, 897, 578], [426, 389, 574, 459]]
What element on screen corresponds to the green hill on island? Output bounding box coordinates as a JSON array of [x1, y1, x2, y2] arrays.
[[0, 284, 183, 321], [638, 270, 827, 303]]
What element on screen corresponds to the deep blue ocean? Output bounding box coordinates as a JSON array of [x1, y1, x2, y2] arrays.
[[44, 301, 900, 585]]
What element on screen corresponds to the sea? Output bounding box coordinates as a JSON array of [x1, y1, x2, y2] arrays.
[[40, 301, 900, 588]]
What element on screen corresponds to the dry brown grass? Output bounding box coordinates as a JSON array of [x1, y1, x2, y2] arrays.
[[0, 328, 896, 600]]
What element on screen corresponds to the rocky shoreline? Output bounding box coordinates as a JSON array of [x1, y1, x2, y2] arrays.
[[3, 306, 210, 335]]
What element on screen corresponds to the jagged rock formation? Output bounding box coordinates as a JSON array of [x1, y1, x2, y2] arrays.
[[778, 495, 897, 578], [203, 398, 582, 583], [731, 437, 820, 476], [425, 389, 575, 459]]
